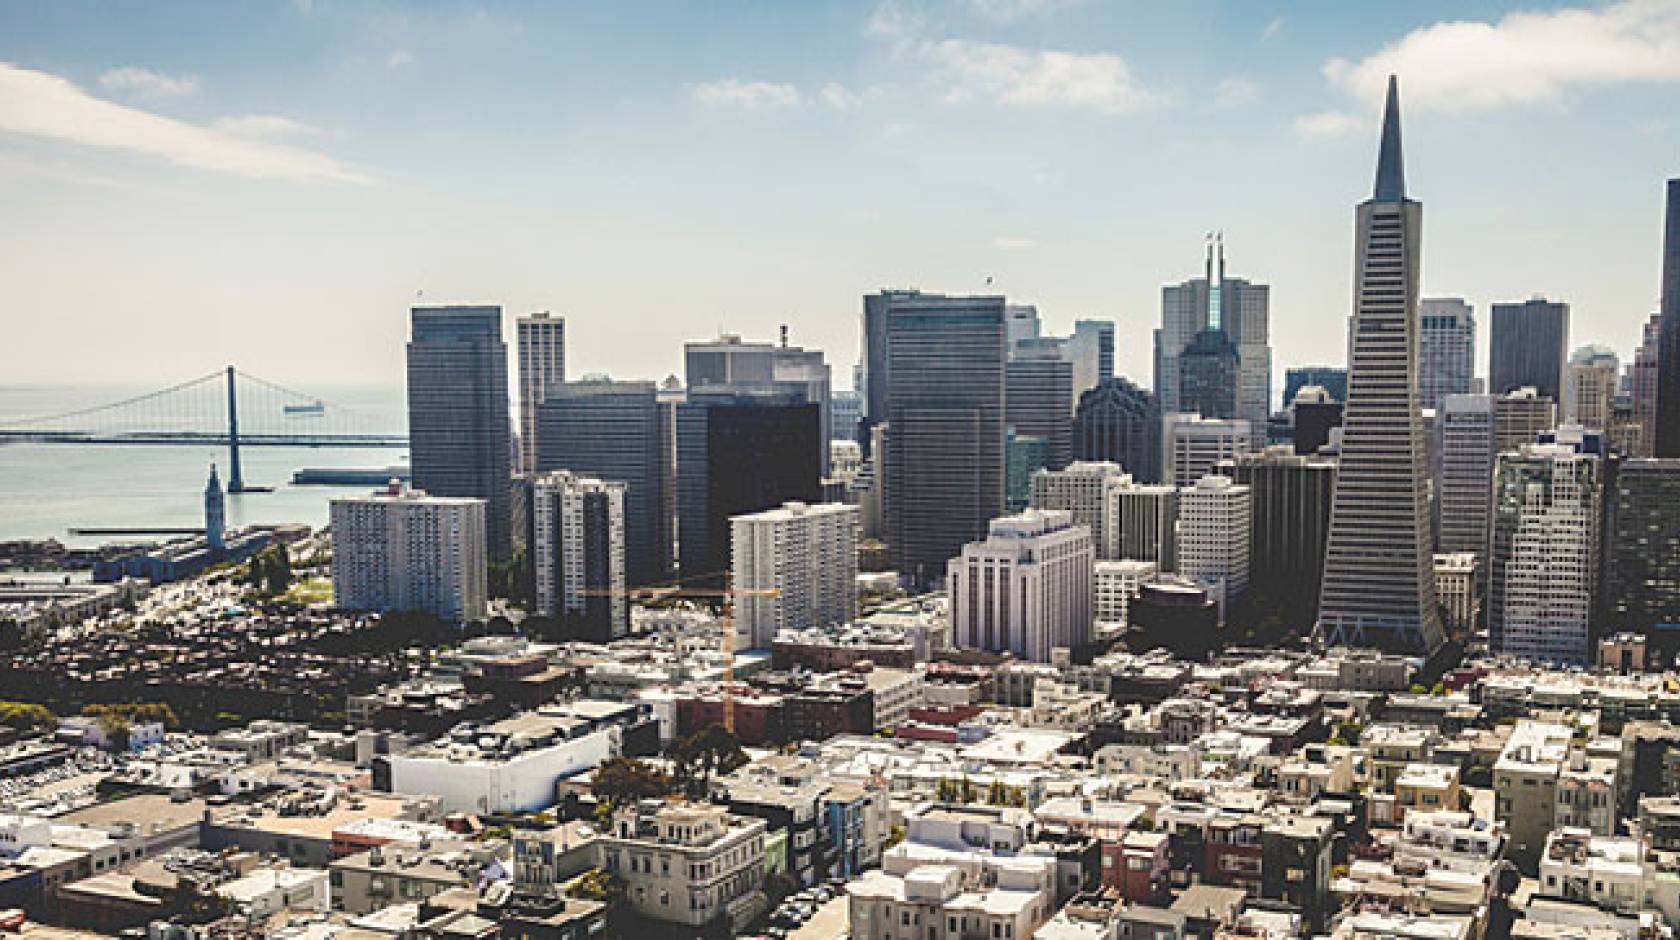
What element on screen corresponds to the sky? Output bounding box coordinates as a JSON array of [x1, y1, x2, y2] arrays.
[[1, 0, 1678, 398]]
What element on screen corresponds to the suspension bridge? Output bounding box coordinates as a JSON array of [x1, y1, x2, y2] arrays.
[[0, 366, 407, 492]]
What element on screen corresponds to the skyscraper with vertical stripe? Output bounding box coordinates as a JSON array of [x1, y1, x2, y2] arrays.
[[1656, 178, 1680, 457], [1317, 77, 1444, 656]]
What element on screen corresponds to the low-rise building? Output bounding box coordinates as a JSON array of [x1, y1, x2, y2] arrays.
[[599, 800, 767, 933]]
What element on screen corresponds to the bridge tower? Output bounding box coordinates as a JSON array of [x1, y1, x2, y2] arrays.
[[225, 365, 246, 493]]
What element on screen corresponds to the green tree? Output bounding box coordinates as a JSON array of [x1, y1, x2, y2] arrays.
[[568, 868, 626, 907], [592, 756, 674, 805], [0, 701, 56, 732], [670, 724, 748, 796]]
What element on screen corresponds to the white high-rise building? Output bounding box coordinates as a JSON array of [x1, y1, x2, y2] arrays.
[[516, 312, 566, 473], [732, 501, 859, 650], [1103, 481, 1179, 567], [530, 470, 627, 640], [1418, 298, 1476, 412], [1489, 444, 1601, 665], [330, 484, 487, 622], [1162, 414, 1256, 488], [1567, 345, 1619, 432], [1436, 394, 1496, 558], [1094, 559, 1157, 629], [1029, 461, 1130, 557], [1175, 475, 1251, 600], [947, 509, 1094, 661]]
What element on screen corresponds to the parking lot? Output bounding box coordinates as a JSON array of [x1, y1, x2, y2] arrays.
[[751, 881, 849, 940]]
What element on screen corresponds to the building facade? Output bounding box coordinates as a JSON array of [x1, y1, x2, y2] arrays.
[[732, 501, 859, 650], [1068, 319, 1116, 407], [1436, 393, 1496, 558], [529, 470, 627, 641], [1418, 297, 1475, 412], [1175, 475, 1251, 601], [1566, 344, 1619, 432], [1029, 461, 1130, 558], [536, 378, 670, 586], [1006, 339, 1075, 472], [1162, 414, 1256, 489], [947, 510, 1095, 661], [867, 290, 1008, 585], [1654, 178, 1680, 457], [330, 485, 488, 622], [685, 332, 832, 474], [1490, 298, 1570, 402], [516, 312, 566, 473], [1156, 238, 1272, 429], [1488, 444, 1601, 665], [1318, 78, 1444, 655], [1073, 377, 1161, 482], [1104, 481, 1179, 568], [1605, 459, 1680, 631], [1494, 387, 1559, 453], [407, 305, 513, 561], [1223, 449, 1336, 625]]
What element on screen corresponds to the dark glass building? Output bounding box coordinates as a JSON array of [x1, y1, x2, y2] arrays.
[[406, 305, 512, 561], [1006, 339, 1074, 472], [676, 390, 821, 585], [1073, 377, 1161, 482], [1223, 450, 1337, 628], [867, 290, 1008, 584], [1177, 328, 1240, 420], [1606, 458, 1680, 630], [1657, 179, 1680, 457], [1490, 297, 1570, 401], [536, 378, 670, 586], [1283, 366, 1348, 410]]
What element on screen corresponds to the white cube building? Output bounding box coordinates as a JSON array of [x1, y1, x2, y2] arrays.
[[1176, 475, 1251, 600], [1028, 461, 1130, 557]]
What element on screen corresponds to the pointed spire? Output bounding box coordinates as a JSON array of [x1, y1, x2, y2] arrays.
[[1373, 75, 1406, 202]]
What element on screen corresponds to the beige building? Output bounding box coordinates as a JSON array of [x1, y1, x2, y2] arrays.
[[599, 801, 767, 933], [1433, 552, 1481, 636], [1395, 762, 1461, 819], [1495, 721, 1571, 871], [329, 839, 494, 915]]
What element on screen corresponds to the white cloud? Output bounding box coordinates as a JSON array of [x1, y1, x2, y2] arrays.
[[1262, 17, 1285, 40], [921, 38, 1165, 114], [820, 82, 865, 111], [1294, 110, 1366, 138], [386, 49, 415, 68], [867, 1, 922, 39], [1320, 0, 1680, 114], [210, 114, 320, 138], [992, 235, 1037, 250], [0, 62, 372, 184], [1213, 75, 1259, 107], [97, 66, 199, 98], [691, 78, 803, 111]]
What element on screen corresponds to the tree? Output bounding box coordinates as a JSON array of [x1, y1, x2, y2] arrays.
[[0, 701, 56, 732], [245, 544, 293, 596], [592, 756, 674, 805], [670, 724, 748, 796], [568, 868, 626, 907]]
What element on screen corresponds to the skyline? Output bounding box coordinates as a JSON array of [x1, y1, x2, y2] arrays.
[[3, 0, 1680, 390]]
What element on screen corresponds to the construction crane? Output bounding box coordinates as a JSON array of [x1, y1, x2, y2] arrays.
[[582, 571, 779, 735]]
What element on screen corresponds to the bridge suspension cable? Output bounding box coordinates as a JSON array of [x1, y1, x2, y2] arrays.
[[5, 370, 224, 427]]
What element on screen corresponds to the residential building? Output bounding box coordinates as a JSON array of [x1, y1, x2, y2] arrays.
[[1495, 721, 1571, 871], [676, 389, 822, 586], [529, 470, 627, 641], [516, 312, 566, 473], [1491, 298, 1570, 403], [1162, 414, 1255, 489], [1317, 79, 1444, 656], [600, 801, 767, 933], [407, 305, 513, 561], [536, 378, 670, 586], [330, 484, 488, 622], [1567, 345, 1619, 432], [732, 501, 859, 650], [1419, 297, 1476, 412], [1175, 476, 1251, 601], [1488, 444, 1601, 665], [948, 509, 1095, 661], [1537, 829, 1644, 916], [1104, 481, 1178, 568], [866, 290, 1008, 584], [1073, 378, 1161, 482], [1605, 459, 1680, 631], [1030, 461, 1130, 557]]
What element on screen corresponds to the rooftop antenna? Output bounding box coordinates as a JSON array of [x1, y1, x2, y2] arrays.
[[780, 324, 789, 348]]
